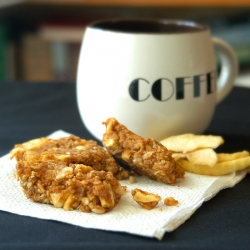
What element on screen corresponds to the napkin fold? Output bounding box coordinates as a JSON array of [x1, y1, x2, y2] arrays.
[[0, 130, 248, 240]]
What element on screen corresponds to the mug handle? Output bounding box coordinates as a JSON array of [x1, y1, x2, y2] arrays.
[[212, 37, 238, 103]]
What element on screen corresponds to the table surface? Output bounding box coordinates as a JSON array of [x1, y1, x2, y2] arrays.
[[0, 82, 249, 250]]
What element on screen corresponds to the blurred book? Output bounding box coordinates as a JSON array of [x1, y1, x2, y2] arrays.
[[20, 34, 53, 81], [16, 18, 88, 82], [0, 23, 17, 81], [36, 19, 86, 82], [18, 33, 81, 82], [69, 42, 81, 81], [49, 41, 81, 82], [50, 41, 71, 81], [38, 19, 87, 43]]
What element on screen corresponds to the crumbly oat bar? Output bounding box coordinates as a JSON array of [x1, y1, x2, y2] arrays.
[[15, 160, 126, 213], [102, 118, 185, 185], [11, 135, 128, 180], [10, 135, 127, 213]]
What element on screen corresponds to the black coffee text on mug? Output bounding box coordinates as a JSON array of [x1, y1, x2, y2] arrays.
[[129, 71, 216, 102]]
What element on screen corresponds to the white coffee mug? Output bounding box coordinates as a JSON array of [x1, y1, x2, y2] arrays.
[[77, 19, 238, 141]]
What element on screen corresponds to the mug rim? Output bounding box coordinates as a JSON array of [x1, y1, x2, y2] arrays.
[[88, 18, 209, 34]]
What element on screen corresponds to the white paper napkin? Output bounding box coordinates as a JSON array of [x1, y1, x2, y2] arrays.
[[0, 130, 248, 240]]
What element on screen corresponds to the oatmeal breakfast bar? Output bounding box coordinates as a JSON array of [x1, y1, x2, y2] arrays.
[[15, 160, 126, 213], [102, 118, 185, 185], [10, 136, 127, 213], [11, 135, 129, 180]]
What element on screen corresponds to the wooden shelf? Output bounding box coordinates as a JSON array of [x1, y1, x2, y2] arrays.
[[25, 0, 250, 7], [2, 0, 250, 8]]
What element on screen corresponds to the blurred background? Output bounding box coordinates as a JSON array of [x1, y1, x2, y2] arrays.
[[0, 0, 250, 85]]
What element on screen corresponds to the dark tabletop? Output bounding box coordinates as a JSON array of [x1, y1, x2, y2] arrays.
[[0, 82, 249, 250]]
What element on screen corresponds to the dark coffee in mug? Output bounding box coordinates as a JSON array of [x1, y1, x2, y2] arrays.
[[90, 19, 207, 33]]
